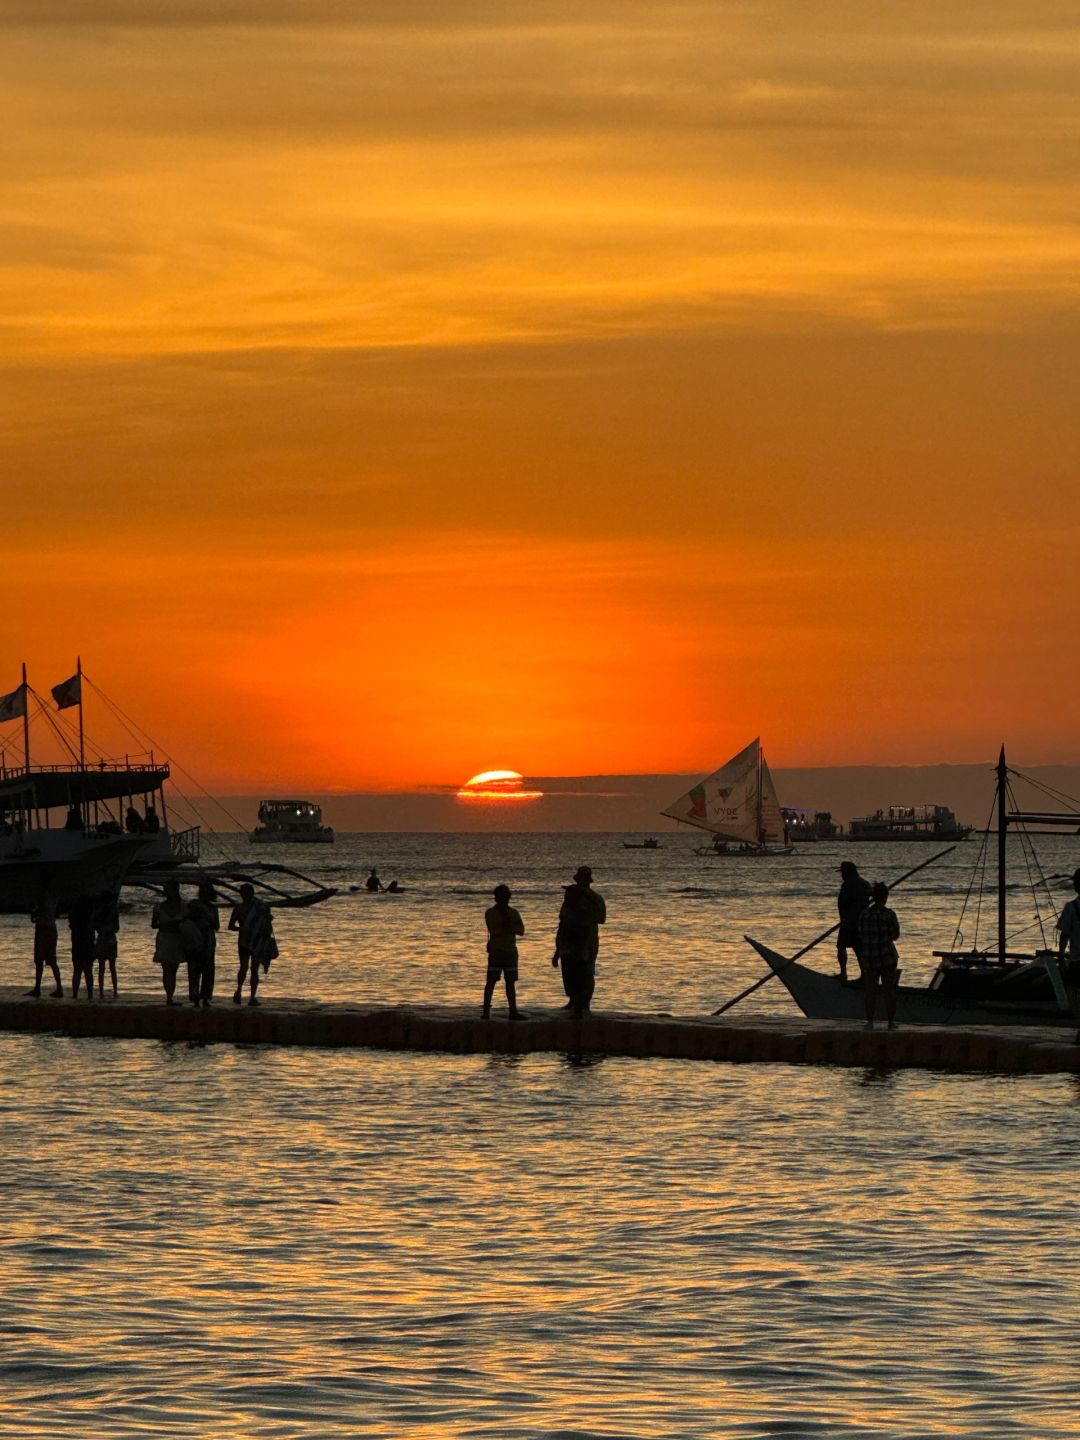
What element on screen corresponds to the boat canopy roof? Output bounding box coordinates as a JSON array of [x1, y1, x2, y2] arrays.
[[0, 762, 169, 810]]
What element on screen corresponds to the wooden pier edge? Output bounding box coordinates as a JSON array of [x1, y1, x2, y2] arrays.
[[1, 990, 1079, 1074]]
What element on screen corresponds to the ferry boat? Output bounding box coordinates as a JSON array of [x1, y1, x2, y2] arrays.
[[848, 803, 971, 842], [781, 809, 841, 842], [251, 800, 334, 844], [741, 749, 1079, 1028], [0, 663, 335, 912]]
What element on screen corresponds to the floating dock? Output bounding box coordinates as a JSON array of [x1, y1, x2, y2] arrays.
[[1, 989, 1079, 1074]]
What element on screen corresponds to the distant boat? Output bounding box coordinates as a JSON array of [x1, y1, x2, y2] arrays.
[[662, 739, 795, 857], [251, 800, 334, 845], [848, 804, 971, 842], [623, 837, 662, 849], [782, 808, 842, 842]]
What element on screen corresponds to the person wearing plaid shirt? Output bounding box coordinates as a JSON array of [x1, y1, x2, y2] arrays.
[[857, 882, 900, 1030]]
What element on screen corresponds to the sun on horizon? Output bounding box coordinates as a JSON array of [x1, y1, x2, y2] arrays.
[[456, 770, 544, 803]]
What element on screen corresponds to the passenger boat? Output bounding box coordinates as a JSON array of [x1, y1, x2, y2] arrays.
[[251, 800, 334, 844], [847, 803, 971, 841], [623, 837, 662, 849], [0, 663, 335, 913], [781, 809, 841, 842], [662, 739, 795, 856], [743, 748, 1078, 1027]]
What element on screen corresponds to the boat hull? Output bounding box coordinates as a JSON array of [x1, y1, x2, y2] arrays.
[[745, 936, 1073, 1028], [0, 835, 152, 915]]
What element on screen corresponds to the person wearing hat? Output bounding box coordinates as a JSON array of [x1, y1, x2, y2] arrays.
[[1055, 868, 1080, 1042], [836, 859, 872, 983], [552, 866, 606, 1014]]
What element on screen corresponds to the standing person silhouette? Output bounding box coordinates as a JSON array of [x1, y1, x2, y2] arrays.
[[552, 866, 606, 1015], [151, 878, 187, 1006], [482, 884, 525, 1020], [1055, 867, 1080, 1042], [28, 890, 63, 998], [836, 860, 872, 982], [857, 882, 901, 1030], [229, 883, 277, 1006], [93, 888, 120, 998], [69, 893, 96, 1000]]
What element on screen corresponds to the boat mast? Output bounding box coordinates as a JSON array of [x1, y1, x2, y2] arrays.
[[20, 662, 30, 771], [997, 744, 1007, 961], [76, 656, 86, 772]]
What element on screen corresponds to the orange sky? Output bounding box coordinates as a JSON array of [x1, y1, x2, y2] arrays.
[[1, 1, 1078, 790]]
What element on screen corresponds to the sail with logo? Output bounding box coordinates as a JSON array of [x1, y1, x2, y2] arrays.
[[661, 738, 794, 856]]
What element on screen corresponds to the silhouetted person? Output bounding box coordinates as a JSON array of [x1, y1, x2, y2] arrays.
[[229, 883, 277, 1006], [857, 881, 901, 1030], [386, 879, 402, 894], [365, 868, 383, 892], [125, 805, 144, 834], [1055, 867, 1080, 1042], [143, 807, 161, 834], [93, 888, 120, 998], [836, 860, 872, 982], [152, 878, 187, 1005], [68, 893, 96, 1000], [27, 891, 63, 998], [483, 883, 525, 1020], [185, 880, 220, 1007], [65, 805, 82, 832], [552, 867, 606, 1015]]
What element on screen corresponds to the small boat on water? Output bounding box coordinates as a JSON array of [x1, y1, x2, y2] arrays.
[[847, 803, 971, 842], [662, 739, 795, 857], [251, 800, 334, 845], [744, 748, 1079, 1027], [623, 837, 663, 849]]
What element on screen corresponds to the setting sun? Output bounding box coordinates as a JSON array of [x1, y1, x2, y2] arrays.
[[456, 770, 544, 803]]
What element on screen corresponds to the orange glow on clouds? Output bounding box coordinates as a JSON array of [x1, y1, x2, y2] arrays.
[[456, 770, 543, 803]]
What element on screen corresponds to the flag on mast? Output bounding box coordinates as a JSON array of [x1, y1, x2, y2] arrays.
[[0, 685, 26, 723], [51, 673, 82, 710]]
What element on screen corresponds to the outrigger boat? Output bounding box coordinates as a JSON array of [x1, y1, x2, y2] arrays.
[[744, 748, 1078, 1027], [663, 739, 795, 857], [0, 662, 335, 914]]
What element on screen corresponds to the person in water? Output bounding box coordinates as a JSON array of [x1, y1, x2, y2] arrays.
[[229, 883, 277, 1006], [386, 880, 402, 894], [365, 868, 383, 892], [836, 860, 872, 982], [69, 893, 97, 1000], [483, 884, 526, 1020], [1055, 867, 1080, 1042], [27, 890, 63, 998], [856, 881, 901, 1030], [552, 866, 606, 1015]]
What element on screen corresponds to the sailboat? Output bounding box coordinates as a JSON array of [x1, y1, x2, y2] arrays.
[[743, 747, 1080, 1027], [662, 738, 794, 856]]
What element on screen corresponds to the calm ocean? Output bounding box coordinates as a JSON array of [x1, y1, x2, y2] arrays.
[[1, 833, 1077, 1438]]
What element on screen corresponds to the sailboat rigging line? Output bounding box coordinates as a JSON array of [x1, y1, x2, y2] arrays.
[[952, 790, 997, 950], [84, 675, 249, 850], [1006, 766, 1080, 813], [711, 846, 956, 1017], [1006, 778, 1054, 951]]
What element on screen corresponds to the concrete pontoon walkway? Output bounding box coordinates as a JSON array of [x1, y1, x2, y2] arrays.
[[2, 988, 1079, 1074]]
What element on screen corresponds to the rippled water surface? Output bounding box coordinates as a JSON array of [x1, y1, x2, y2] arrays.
[[2, 835, 1079, 1436]]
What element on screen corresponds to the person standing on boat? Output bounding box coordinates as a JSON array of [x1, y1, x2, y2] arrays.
[[482, 884, 526, 1020], [69, 892, 97, 1000], [836, 860, 872, 983], [185, 880, 220, 1007], [856, 881, 900, 1030], [151, 878, 187, 1005], [229, 883, 277, 1007], [27, 890, 63, 999], [1055, 868, 1080, 1041]]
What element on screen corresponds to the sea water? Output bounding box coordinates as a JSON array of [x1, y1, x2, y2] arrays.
[[0, 834, 1078, 1438]]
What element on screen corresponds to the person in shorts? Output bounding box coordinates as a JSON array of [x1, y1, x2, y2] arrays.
[[483, 884, 525, 1020], [856, 881, 901, 1030], [836, 860, 872, 982], [229, 883, 277, 1006]]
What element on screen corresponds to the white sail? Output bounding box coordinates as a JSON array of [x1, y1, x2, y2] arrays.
[[661, 739, 763, 843], [759, 755, 787, 846]]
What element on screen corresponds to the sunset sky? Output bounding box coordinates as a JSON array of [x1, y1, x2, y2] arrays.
[[2, 1, 1078, 792]]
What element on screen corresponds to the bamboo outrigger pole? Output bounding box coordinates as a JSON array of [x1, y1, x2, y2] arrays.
[[711, 845, 957, 1017]]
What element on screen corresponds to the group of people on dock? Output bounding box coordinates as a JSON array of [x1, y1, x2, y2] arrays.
[[483, 865, 606, 1020], [28, 881, 278, 1008]]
